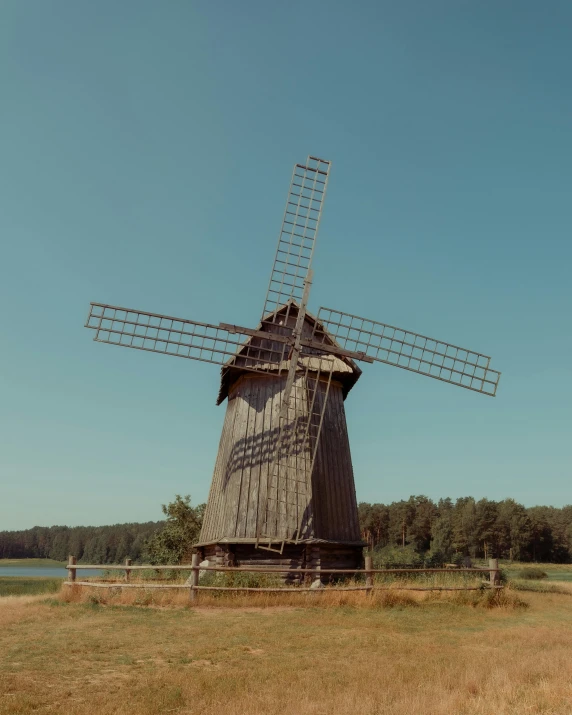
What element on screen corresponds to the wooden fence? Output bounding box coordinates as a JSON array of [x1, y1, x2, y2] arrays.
[[64, 555, 502, 601]]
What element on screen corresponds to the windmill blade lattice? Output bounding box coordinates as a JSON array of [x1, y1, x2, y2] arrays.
[[316, 307, 501, 396], [85, 303, 285, 375], [261, 156, 330, 327], [256, 156, 333, 548]]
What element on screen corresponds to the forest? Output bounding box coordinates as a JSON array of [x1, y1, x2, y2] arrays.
[[0, 495, 571, 564], [0, 521, 161, 564], [359, 496, 572, 564]]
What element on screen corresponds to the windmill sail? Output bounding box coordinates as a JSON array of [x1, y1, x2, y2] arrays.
[[316, 307, 501, 396], [261, 157, 330, 326], [85, 303, 284, 375], [256, 156, 333, 548]]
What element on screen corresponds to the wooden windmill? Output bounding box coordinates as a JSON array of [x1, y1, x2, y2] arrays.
[[85, 156, 500, 571]]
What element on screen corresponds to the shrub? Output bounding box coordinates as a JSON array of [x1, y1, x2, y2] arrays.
[[143, 495, 205, 565], [373, 544, 423, 568]]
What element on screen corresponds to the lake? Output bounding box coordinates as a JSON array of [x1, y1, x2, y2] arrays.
[[0, 567, 105, 578]]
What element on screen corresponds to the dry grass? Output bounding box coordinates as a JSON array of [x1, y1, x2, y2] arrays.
[[1, 583, 571, 714], [59, 580, 524, 610]]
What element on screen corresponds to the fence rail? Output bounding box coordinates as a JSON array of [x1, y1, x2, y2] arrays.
[[64, 555, 502, 600], [66, 565, 499, 574]]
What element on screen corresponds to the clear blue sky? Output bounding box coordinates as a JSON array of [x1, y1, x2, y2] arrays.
[[1, 2, 570, 530]]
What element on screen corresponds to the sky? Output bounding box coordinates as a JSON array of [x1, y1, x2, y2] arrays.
[[1, 1, 571, 531]]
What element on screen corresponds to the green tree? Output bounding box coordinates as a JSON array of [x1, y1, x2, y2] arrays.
[[358, 502, 390, 549], [358, 502, 374, 548], [388, 500, 416, 547], [407, 495, 437, 552], [48, 528, 71, 562], [496, 499, 532, 561], [144, 495, 205, 565], [430, 499, 454, 561], [452, 497, 478, 556], [475, 498, 499, 559]]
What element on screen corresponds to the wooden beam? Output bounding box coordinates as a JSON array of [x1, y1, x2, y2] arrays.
[[219, 323, 374, 363], [65, 564, 498, 574], [189, 553, 200, 601]]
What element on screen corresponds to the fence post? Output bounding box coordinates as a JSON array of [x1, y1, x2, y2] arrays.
[[189, 553, 200, 602], [125, 558, 132, 583], [365, 556, 373, 591], [68, 555, 76, 583], [489, 558, 500, 588]]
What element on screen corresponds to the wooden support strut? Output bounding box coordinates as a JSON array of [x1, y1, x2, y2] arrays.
[[219, 323, 374, 364]]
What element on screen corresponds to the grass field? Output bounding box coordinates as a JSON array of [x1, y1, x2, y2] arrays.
[[1, 581, 571, 715], [504, 563, 572, 578], [0, 578, 61, 598]]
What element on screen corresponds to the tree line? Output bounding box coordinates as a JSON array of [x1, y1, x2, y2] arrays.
[[1, 495, 571, 564], [359, 496, 572, 563], [0, 521, 162, 563], [0, 496, 205, 565]]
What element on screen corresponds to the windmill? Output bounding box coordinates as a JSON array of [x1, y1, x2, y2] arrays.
[[85, 156, 500, 571]]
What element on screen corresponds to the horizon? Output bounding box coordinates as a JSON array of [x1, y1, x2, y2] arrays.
[[1, 2, 571, 531]]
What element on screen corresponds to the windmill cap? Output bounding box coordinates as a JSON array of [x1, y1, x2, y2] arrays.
[[216, 301, 362, 405]]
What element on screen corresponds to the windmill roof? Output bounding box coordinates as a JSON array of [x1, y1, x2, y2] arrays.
[[216, 301, 362, 405]]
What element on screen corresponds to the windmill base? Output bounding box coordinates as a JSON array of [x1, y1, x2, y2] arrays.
[[194, 539, 366, 582]]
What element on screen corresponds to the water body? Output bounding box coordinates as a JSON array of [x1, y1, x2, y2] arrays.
[[0, 567, 105, 578]]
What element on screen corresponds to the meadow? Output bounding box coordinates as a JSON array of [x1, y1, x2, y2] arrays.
[[0, 569, 571, 715], [0, 578, 61, 598]]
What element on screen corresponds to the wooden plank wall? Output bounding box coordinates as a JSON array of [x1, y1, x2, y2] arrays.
[[199, 371, 361, 544], [311, 379, 361, 541], [199, 373, 293, 543]]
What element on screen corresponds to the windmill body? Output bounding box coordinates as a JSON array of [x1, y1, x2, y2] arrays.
[[85, 156, 501, 572], [197, 304, 364, 570]]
